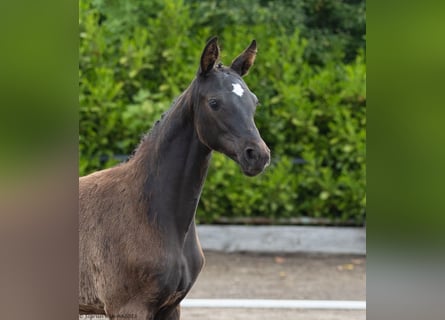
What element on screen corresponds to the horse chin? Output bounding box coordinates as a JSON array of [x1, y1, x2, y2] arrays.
[[242, 168, 262, 177], [240, 163, 267, 177]]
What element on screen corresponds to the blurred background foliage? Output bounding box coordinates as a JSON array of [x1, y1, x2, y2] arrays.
[[79, 0, 366, 225]]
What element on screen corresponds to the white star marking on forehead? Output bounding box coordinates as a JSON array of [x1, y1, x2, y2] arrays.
[[232, 83, 244, 97]]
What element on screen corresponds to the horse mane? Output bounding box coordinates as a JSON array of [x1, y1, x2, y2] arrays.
[[127, 84, 195, 163]]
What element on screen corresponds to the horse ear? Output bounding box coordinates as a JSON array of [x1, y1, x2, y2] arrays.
[[199, 36, 220, 76], [230, 40, 257, 77]]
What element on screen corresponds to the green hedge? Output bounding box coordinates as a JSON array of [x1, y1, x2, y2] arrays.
[[79, 0, 366, 224]]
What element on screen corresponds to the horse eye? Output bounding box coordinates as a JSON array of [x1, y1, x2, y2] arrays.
[[208, 98, 219, 110]]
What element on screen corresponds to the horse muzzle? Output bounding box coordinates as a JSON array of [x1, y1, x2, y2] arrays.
[[239, 140, 271, 177]]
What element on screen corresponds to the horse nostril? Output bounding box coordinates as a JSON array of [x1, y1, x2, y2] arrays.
[[244, 147, 258, 161]]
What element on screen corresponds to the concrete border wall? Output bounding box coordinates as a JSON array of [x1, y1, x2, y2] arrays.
[[197, 225, 366, 255]]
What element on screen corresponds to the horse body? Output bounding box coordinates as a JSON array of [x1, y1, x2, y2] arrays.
[[79, 37, 270, 320]]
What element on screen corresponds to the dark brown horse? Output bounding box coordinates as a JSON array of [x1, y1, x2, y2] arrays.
[[79, 37, 270, 320]]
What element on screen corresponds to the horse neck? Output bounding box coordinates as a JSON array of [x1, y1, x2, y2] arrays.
[[129, 85, 212, 241]]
